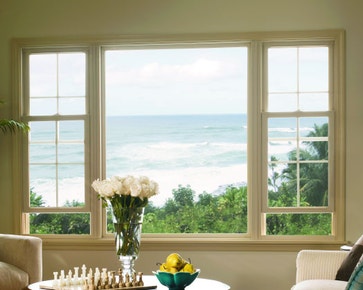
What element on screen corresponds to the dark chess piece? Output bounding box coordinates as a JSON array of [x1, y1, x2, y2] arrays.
[[138, 272, 144, 286]]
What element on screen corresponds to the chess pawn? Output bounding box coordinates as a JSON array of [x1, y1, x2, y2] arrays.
[[83, 278, 88, 290], [96, 277, 101, 289], [118, 269, 124, 288], [52, 272, 59, 287], [89, 276, 95, 290], [132, 273, 138, 286], [125, 273, 131, 287], [138, 272, 144, 286], [109, 271, 116, 288], [104, 275, 109, 288]]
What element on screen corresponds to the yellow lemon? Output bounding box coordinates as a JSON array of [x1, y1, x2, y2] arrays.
[[181, 263, 195, 273], [165, 253, 184, 270]]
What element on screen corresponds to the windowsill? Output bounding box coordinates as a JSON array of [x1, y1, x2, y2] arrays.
[[40, 236, 346, 252]]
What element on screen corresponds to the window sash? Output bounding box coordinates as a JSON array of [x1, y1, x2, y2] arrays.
[[21, 48, 91, 214]]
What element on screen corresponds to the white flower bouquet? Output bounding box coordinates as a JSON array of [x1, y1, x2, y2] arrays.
[[92, 175, 159, 209], [92, 175, 159, 260]]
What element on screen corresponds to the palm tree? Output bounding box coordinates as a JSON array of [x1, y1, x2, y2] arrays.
[[282, 123, 329, 206], [0, 100, 29, 134]]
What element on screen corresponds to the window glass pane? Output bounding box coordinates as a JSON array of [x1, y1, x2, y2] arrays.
[[29, 121, 56, 142], [30, 144, 56, 163], [58, 53, 86, 96], [29, 213, 90, 234], [30, 165, 56, 207], [268, 93, 297, 112], [268, 47, 297, 92], [300, 93, 329, 111], [266, 213, 331, 235], [268, 141, 297, 161], [299, 141, 328, 161], [268, 163, 297, 207], [58, 165, 85, 205], [105, 46, 248, 234], [58, 144, 84, 163], [59, 98, 86, 115], [299, 162, 328, 206], [30, 98, 57, 115], [299, 117, 328, 138], [299, 47, 329, 92], [268, 118, 297, 139], [29, 54, 57, 97], [59, 121, 84, 141]]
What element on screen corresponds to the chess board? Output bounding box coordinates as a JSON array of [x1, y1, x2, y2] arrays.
[[46, 265, 156, 290]]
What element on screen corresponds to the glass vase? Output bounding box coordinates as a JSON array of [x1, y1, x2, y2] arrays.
[[112, 206, 144, 279]]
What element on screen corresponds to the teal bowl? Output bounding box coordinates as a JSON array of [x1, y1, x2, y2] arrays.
[[153, 269, 200, 290]]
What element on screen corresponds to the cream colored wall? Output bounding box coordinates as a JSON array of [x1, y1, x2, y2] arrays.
[[1, 1, 363, 289]]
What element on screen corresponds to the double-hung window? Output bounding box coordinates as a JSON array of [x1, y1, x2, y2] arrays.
[[21, 49, 91, 235], [14, 30, 345, 248], [262, 44, 338, 237]]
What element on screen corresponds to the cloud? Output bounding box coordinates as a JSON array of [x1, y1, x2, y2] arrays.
[[106, 57, 235, 86]]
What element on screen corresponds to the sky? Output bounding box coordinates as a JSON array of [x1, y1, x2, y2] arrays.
[[28, 45, 329, 116], [104, 46, 248, 116]]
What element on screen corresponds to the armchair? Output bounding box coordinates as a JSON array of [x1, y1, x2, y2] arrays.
[[0, 234, 42, 290], [291, 250, 349, 290]]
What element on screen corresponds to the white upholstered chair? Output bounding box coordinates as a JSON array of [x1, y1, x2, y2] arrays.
[[291, 250, 349, 290], [0, 234, 42, 290]]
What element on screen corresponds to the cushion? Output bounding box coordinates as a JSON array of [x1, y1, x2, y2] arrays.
[[292, 279, 347, 290], [336, 235, 363, 281], [345, 260, 363, 290], [0, 261, 29, 290]]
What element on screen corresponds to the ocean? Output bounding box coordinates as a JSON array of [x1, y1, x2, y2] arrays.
[[29, 114, 326, 207]]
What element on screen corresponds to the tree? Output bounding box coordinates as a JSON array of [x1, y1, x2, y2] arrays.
[[266, 123, 331, 235], [282, 123, 329, 206], [29, 191, 90, 234]]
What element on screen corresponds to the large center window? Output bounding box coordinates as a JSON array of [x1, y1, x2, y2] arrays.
[[104, 47, 248, 233]]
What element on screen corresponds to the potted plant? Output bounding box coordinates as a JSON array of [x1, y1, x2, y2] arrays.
[[0, 100, 29, 134]]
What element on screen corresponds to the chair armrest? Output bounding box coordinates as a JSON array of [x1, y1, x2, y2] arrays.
[[0, 234, 42, 283], [296, 250, 348, 283]]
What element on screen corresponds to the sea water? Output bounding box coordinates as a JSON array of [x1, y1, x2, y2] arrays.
[[29, 114, 325, 207]]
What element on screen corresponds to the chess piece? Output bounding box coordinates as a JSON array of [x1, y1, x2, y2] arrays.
[[89, 276, 95, 290], [132, 272, 137, 286], [52, 272, 59, 287], [118, 268, 125, 288], [138, 272, 144, 286], [125, 273, 131, 287], [110, 271, 117, 288], [60, 270, 65, 286], [96, 276, 101, 289]]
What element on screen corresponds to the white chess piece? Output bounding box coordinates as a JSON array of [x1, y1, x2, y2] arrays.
[[52, 272, 59, 287]]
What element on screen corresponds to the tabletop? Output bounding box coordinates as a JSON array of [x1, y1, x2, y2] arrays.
[[28, 275, 230, 290]]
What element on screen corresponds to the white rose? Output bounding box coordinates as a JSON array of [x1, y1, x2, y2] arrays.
[[110, 176, 124, 195], [130, 179, 142, 197], [92, 179, 115, 198]]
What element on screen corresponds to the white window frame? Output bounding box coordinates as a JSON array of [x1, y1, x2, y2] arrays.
[[12, 30, 345, 250]]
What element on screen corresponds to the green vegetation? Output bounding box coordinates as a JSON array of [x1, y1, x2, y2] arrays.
[[0, 100, 30, 134], [30, 190, 90, 234], [29, 123, 331, 236], [142, 185, 247, 234]]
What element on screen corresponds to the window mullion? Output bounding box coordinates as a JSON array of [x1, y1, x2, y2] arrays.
[[250, 40, 263, 239], [89, 45, 103, 238]]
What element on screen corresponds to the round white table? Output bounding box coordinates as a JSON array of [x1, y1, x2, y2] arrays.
[[28, 275, 230, 290]]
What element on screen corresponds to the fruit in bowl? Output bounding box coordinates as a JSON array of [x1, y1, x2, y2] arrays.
[[153, 253, 200, 290]]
